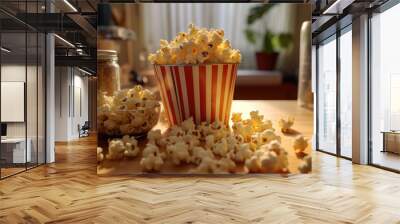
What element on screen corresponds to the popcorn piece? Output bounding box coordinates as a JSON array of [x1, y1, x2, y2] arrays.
[[210, 120, 228, 141], [188, 129, 201, 138], [250, 110, 263, 122], [234, 134, 245, 144], [141, 89, 156, 101], [250, 133, 262, 151], [147, 129, 162, 144], [212, 138, 228, 157], [244, 140, 289, 173], [142, 143, 160, 157], [181, 117, 195, 132], [298, 155, 312, 173], [140, 143, 164, 171], [166, 141, 191, 165], [191, 157, 218, 174], [278, 117, 295, 133], [104, 119, 118, 133], [191, 146, 214, 164], [226, 134, 238, 149], [124, 142, 140, 158], [293, 135, 308, 153], [169, 125, 185, 137], [258, 120, 273, 132], [259, 150, 278, 172], [232, 122, 253, 142], [260, 129, 281, 144], [183, 134, 200, 149], [119, 123, 135, 135], [245, 151, 263, 173], [122, 135, 138, 146], [215, 157, 236, 173], [198, 122, 211, 136], [106, 139, 126, 160], [121, 135, 140, 158], [97, 147, 104, 162], [205, 135, 215, 149], [229, 143, 253, 163], [231, 112, 242, 123], [262, 140, 289, 173], [165, 135, 184, 145], [140, 153, 164, 171]]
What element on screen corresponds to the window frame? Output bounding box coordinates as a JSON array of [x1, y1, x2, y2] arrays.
[[314, 18, 353, 161], [367, 0, 400, 173], [0, 1, 48, 180]]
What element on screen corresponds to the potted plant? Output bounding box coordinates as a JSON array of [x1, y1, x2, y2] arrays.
[[245, 4, 293, 70]]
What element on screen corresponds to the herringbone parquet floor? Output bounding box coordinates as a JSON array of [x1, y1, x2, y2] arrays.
[[1, 135, 400, 224]]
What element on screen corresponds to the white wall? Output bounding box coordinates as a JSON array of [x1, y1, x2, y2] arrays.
[[55, 67, 89, 141], [1, 64, 46, 164], [1, 65, 39, 137]]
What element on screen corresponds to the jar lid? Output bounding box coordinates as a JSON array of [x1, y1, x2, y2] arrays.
[[98, 50, 118, 61]]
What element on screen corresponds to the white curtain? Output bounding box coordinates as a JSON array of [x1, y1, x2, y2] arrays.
[[140, 3, 295, 69]]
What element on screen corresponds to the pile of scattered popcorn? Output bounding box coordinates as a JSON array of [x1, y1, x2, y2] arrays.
[[97, 85, 160, 136], [148, 24, 241, 65], [98, 111, 311, 174]]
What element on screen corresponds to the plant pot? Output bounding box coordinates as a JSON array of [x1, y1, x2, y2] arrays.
[[255, 52, 279, 70]]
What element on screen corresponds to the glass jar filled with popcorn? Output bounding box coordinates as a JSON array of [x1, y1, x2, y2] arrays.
[[98, 50, 121, 96], [148, 24, 241, 126]]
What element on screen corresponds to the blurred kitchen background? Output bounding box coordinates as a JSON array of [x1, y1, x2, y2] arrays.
[[98, 3, 312, 104]]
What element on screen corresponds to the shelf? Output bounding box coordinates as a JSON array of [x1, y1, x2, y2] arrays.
[[98, 25, 136, 41]]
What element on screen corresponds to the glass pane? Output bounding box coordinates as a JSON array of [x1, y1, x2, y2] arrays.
[[371, 4, 400, 171], [339, 29, 352, 158], [317, 37, 337, 154], [38, 32, 45, 165], [1, 30, 27, 177], [27, 31, 38, 169]]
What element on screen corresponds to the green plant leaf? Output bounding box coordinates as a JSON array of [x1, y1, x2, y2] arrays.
[[244, 29, 257, 45], [247, 4, 275, 25], [271, 33, 293, 52], [262, 31, 274, 54]]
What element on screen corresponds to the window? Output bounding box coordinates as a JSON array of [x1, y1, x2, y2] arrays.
[[0, 1, 47, 179], [339, 27, 352, 158], [317, 36, 337, 154], [316, 25, 353, 159], [370, 2, 400, 171]]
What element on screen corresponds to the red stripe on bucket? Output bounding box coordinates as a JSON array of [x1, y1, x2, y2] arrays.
[[184, 66, 195, 120]]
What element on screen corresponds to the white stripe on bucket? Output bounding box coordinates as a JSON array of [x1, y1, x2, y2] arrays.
[[205, 65, 212, 123], [215, 64, 222, 122], [193, 66, 201, 124], [166, 67, 181, 123]]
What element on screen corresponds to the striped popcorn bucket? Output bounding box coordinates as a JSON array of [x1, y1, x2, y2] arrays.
[[154, 64, 238, 126]]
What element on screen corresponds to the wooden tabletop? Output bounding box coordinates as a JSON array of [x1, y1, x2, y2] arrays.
[[97, 100, 314, 175]]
